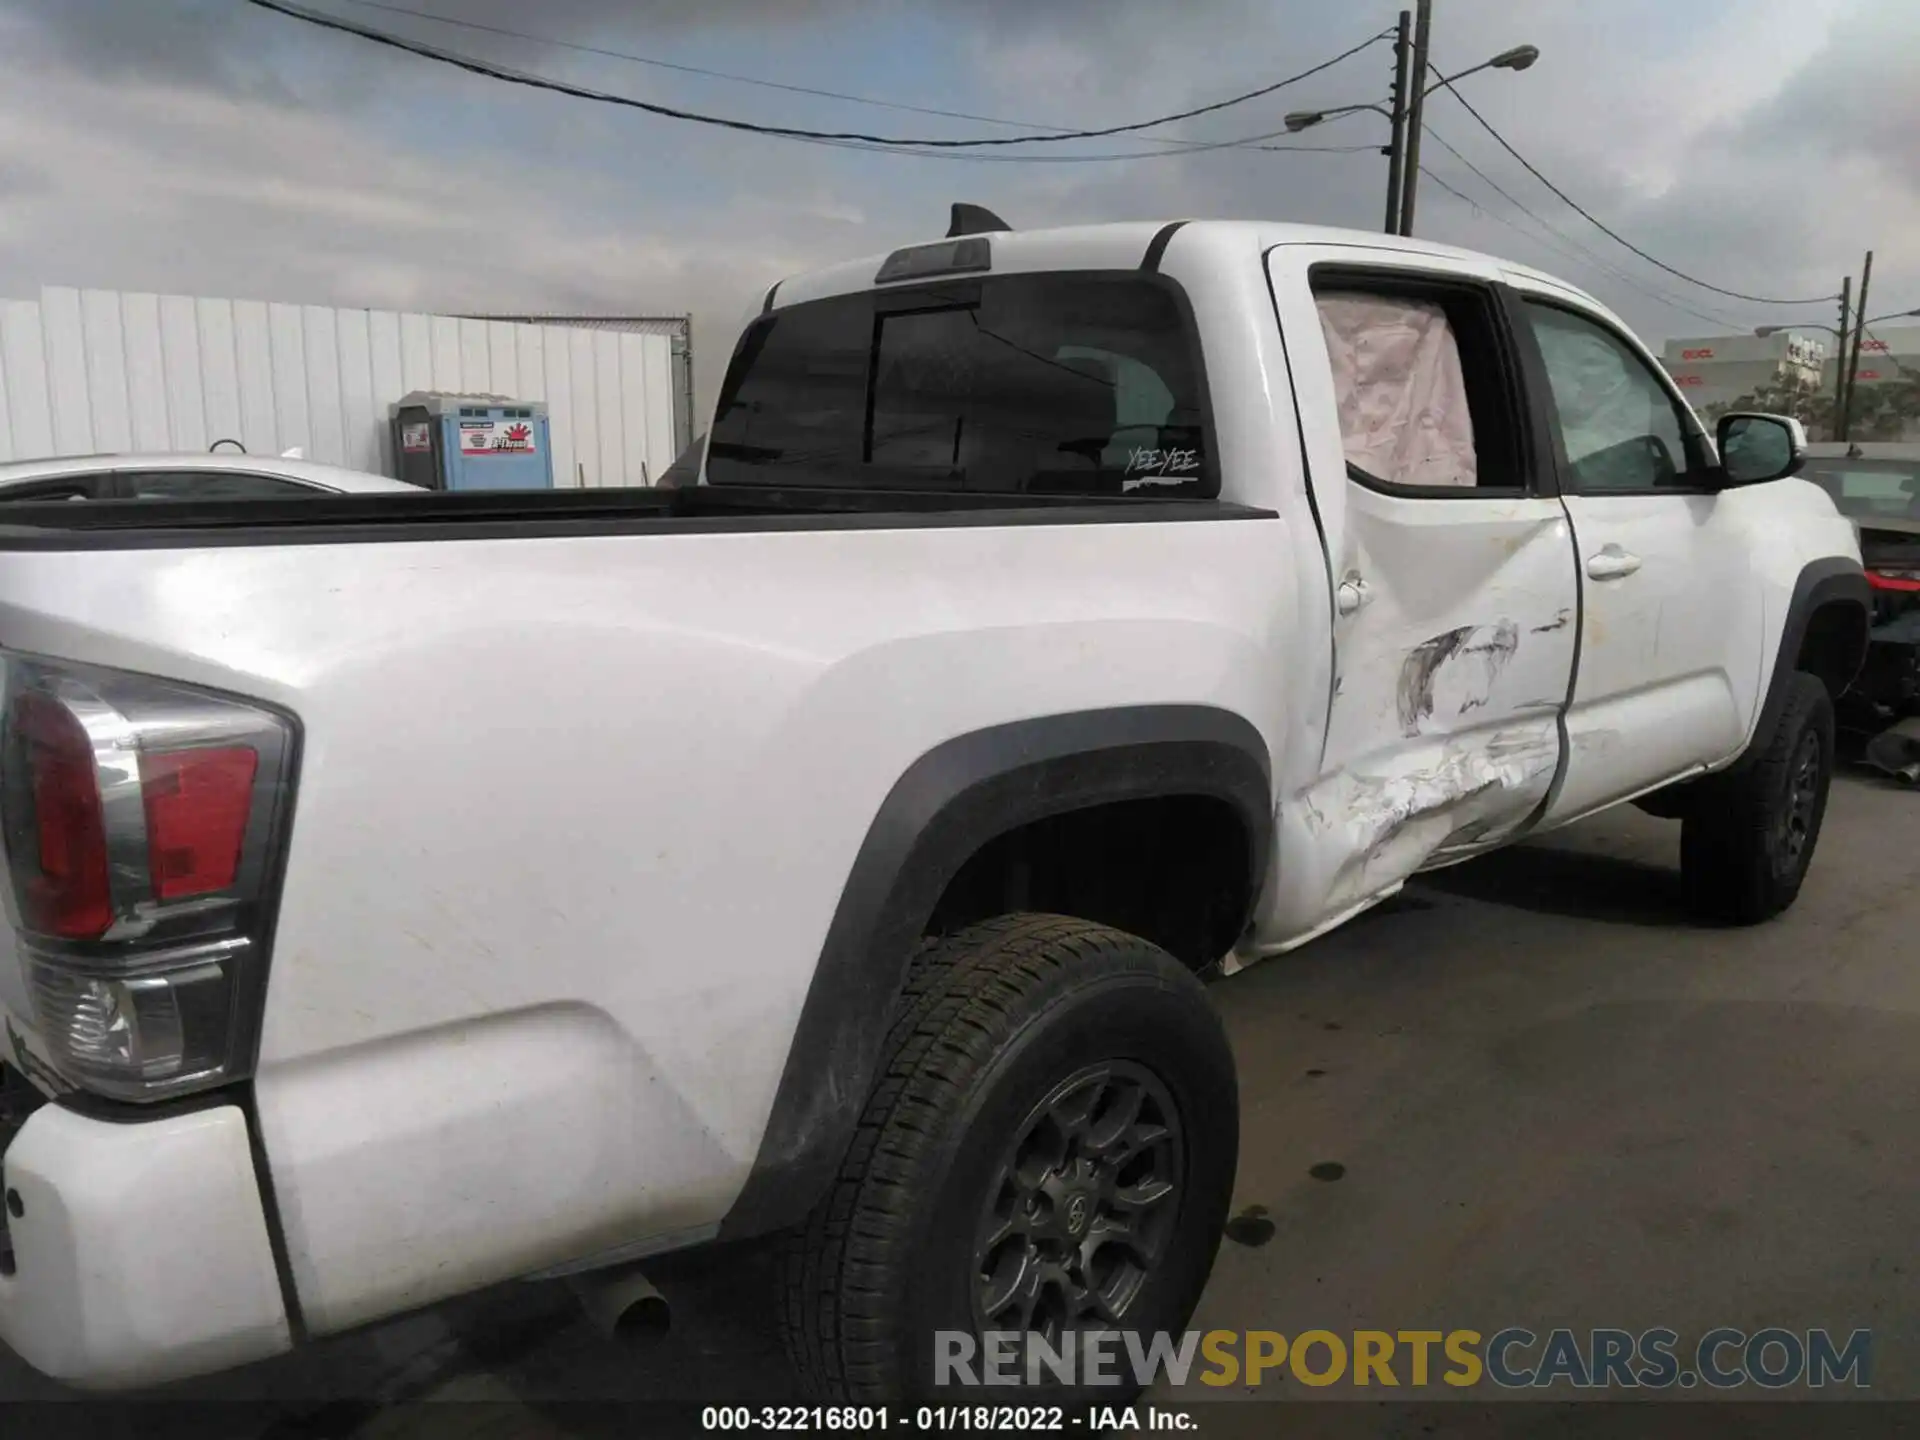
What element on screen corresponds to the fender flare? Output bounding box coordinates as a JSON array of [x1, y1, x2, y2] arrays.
[[1635, 557, 1870, 818], [717, 705, 1272, 1241], [1738, 557, 1871, 768]]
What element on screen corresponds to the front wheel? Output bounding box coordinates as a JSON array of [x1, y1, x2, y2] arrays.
[[1681, 671, 1834, 924], [780, 914, 1239, 1405]]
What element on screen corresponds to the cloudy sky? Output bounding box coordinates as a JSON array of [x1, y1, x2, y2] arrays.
[[2, 0, 1916, 428]]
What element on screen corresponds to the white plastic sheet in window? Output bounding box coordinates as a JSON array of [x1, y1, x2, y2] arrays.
[[1316, 292, 1477, 487]]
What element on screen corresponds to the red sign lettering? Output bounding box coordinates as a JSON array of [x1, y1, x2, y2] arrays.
[[1681, 348, 1715, 360]]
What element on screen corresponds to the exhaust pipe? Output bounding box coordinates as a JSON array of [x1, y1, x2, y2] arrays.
[[1865, 716, 1920, 786], [569, 1264, 672, 1345]]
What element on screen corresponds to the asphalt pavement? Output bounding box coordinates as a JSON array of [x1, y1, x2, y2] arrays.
[[5, 768, 1917, 1436]]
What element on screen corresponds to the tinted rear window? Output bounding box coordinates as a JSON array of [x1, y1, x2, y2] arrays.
[[707, 273, 1215, 498]]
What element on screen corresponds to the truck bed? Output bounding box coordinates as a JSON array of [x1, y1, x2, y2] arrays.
[[0, 484, 1273, 550], [0, 490, 1296, 1338]]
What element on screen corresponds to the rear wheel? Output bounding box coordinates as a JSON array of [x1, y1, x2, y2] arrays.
[[1681, 672, 1834, 924], [781, 914, 1238, 1405]]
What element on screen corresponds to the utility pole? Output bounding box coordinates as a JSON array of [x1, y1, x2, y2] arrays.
[[1831, 275, 1851, 442], [1398, 0, 1434, 236], [1841, 250, 1873, 443], [1383, 10, 1412, 234]]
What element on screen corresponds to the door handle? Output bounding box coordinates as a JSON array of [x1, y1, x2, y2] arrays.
[[1336, 571, 1372, 616], [1586, 546, 1642, 581]]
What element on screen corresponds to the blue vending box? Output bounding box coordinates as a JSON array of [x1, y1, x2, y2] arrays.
[[390, 392, 554, 492]]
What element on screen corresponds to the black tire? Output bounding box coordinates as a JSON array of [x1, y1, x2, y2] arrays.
[[1681, 671, 1834, 924], [780, 914, 1238, 1406]]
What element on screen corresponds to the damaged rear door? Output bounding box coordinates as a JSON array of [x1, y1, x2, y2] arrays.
[[1254, 247, 1578, 947]]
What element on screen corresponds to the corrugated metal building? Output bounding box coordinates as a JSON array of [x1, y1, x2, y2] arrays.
[[0, 286, 679, 487], [477, 314, 694, 460]]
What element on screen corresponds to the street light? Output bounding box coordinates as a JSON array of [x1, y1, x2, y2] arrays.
[[1755, 310, 1920, 336], [1486, 44, 1541, 71], [1282, 7, 1536, 236], [1284, 103, 1390, 132], [1282, 51, 1531, 129]]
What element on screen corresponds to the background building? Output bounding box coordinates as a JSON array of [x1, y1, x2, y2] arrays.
[[1659, 330, 1829, 415], [1660, 324, 1920, 441], [1823, 325, 1920, 405], [0, 286, 683, 485], [477, 314, 694, 461]]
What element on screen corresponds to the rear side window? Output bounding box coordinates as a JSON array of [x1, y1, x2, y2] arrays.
[[1305, 270, 1530, 496], [707, 273, 1215, 498], [1316, 292, 1478, 488]]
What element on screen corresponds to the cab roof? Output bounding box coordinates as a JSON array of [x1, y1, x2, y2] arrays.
[[767, 218, 1605, 316]]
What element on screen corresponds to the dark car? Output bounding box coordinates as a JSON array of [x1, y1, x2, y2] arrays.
[[1802, 445, 1920, 777]]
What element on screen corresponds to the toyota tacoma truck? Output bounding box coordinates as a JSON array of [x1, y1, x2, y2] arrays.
[[0, 212, 1870, 1401]]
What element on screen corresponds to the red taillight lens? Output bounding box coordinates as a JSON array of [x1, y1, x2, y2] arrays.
[[2, 653, 295, 1103], [14, 691, 113, 940], [139, 747, 258, 901]]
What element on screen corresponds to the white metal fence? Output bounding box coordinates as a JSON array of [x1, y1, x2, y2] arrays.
[[0, 287, 678, 487]]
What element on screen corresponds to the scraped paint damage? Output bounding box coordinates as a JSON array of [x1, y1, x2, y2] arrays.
[[1298, 727, 1560, 914], [1396, 622, 1520, 737]]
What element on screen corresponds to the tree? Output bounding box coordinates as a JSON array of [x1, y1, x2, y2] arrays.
[[1702, 366, 1920, 443], [1700, 373, 1833, 437], [1846, 372, 1920, 442]]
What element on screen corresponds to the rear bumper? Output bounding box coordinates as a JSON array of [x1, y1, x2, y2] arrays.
[[0, 1099, 291, 1389]]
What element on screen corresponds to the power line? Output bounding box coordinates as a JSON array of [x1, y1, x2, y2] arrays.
[[1413, 165, 1481, 212], [1423, 160, 1901, 401], [1419, 128, 1742, 328], [333, 0, 1061, 131], [802, 133, 1380, 164], [1422, 128, 1731, 318], [247, 0, 1392, 150], [1417, 165, 1739, 329], [329, 0, 1379, 162], [1433, 68, 1835, 307]]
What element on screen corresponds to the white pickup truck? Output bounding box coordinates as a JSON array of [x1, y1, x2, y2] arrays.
[[0, 213, 1870, 1402]]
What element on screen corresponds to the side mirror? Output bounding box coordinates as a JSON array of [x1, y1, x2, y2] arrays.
[[1716, 412, 1806, 487]]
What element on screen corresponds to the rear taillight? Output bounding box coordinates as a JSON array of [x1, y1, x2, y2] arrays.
[[141, 746, 259, 901], [0, 652, 297, 1102], [15, 692, 113, 940]]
